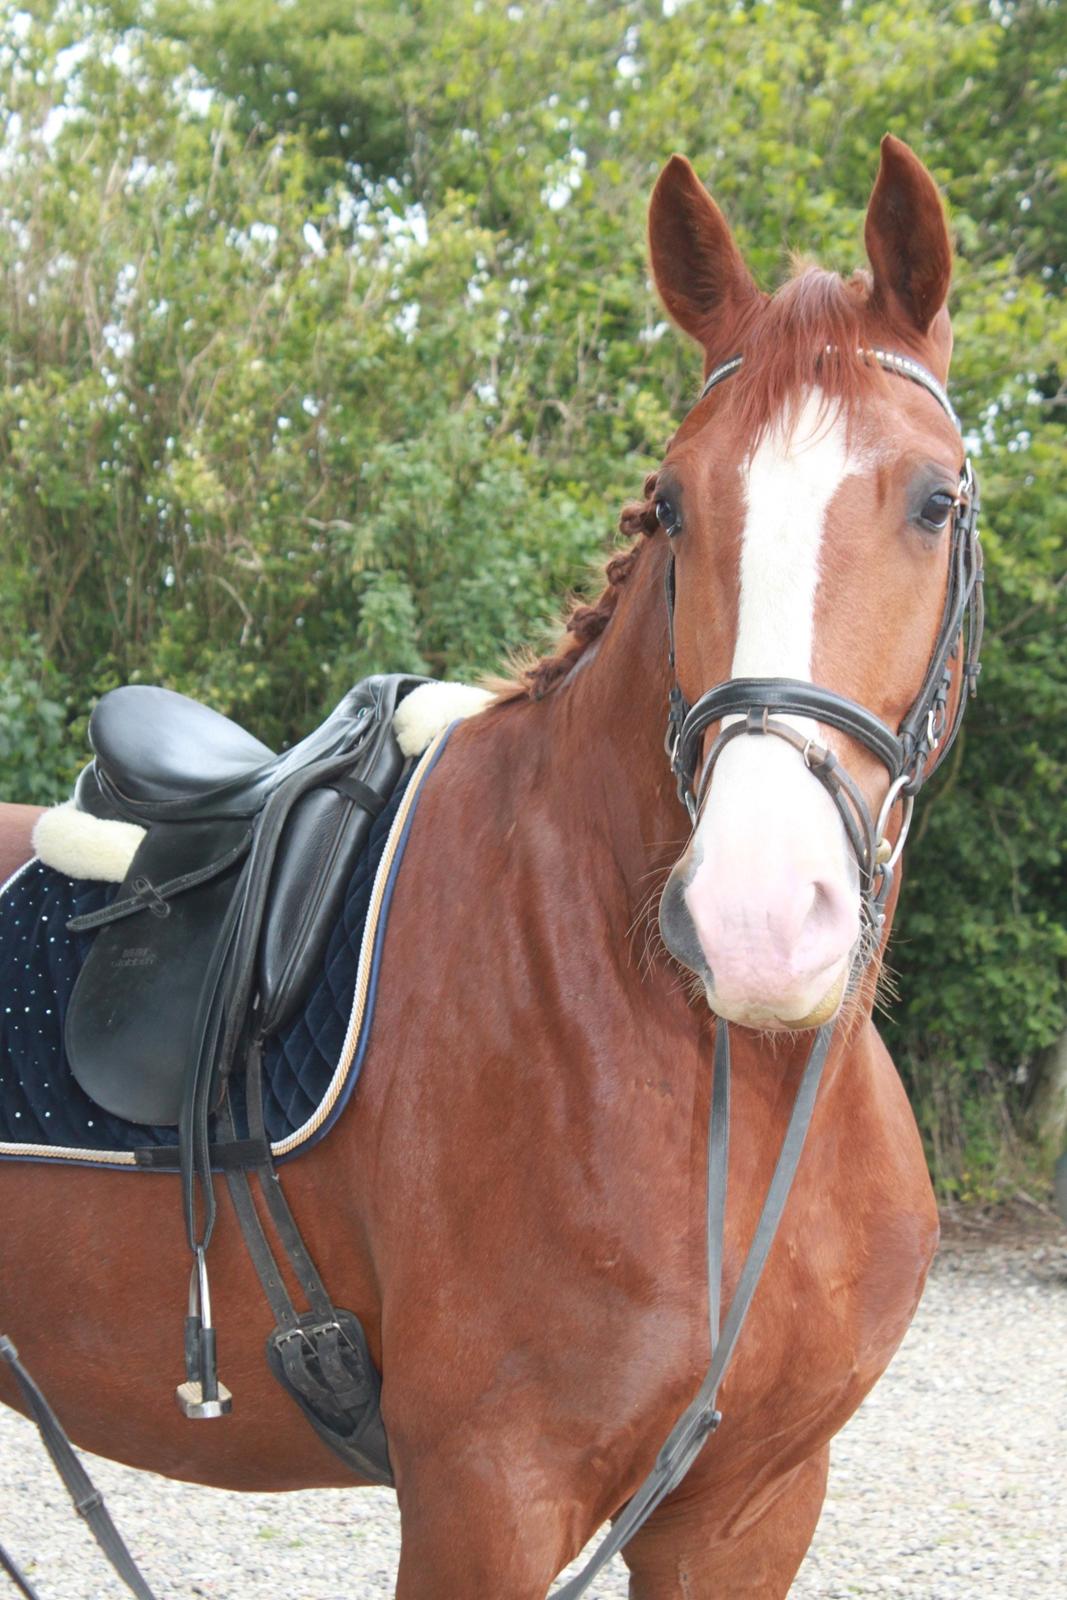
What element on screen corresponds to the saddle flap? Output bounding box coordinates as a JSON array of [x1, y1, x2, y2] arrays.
[[64, 820, 251, 1126], [256, 680, 414, 1035]]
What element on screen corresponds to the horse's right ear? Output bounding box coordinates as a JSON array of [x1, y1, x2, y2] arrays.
[[648, 155, 760, 348], [865, 135, 952, 337]]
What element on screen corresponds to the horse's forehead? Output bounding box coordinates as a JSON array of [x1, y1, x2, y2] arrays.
[[740, 390, 875, 473], [679, 363, 963, 506], [673, 386, 887, 502]]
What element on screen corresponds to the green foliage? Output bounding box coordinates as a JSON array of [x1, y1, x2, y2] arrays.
[[0, 0, 1063, 1188], [0, 643, 72, 803]]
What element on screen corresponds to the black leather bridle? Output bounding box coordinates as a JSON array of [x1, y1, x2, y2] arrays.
[[554, 350, 984, 1599], [663, 348, 983, 932]]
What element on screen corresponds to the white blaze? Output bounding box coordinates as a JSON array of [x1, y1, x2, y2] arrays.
[[731, 391, 852, 692], [684, 391, 865, 1020]]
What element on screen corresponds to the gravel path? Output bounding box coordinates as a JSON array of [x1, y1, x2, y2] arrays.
[[2, 1217, 1064, 1598]]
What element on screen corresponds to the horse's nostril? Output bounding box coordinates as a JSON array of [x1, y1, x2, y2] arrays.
[[658, 865, 712, 983], [678, 854, 859, 1019]]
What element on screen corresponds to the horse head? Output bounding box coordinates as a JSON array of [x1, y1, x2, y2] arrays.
[[655, 136, 980, 1032]]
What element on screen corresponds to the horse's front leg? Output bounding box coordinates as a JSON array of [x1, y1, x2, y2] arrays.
[[393, 1439, 587, 1600], [621, 1445, 829, 1599]]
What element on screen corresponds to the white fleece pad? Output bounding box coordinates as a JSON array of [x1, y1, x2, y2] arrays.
[[393, 681, 492, 757], [33, 802, 145, 885]]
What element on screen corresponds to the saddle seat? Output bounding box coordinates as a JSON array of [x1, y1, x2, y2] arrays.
[[81, 682, 383, 822]]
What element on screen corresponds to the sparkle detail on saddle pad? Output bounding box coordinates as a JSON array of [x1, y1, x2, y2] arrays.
[[0, 728, 451, 1168]]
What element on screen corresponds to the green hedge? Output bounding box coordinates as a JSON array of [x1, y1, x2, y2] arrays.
[[0, 1, 1063, 1189]]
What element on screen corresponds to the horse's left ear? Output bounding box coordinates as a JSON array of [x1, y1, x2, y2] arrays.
[[865, 135, 952, 337], [648, 155, 761, 349]]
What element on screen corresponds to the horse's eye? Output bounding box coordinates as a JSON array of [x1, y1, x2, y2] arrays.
[[655, 498, 681, 536], [918, 490, 956, 531]]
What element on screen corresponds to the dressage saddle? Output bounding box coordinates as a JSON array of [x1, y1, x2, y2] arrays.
[[61, 674, 420, 1465], [66, 673, 426, 1126]]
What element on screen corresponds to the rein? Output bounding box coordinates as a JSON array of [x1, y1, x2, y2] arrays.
[[553, 349, 983, 1596]]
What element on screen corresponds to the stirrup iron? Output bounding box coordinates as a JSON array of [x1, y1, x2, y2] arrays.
[[176, 1247, 232, 1419]]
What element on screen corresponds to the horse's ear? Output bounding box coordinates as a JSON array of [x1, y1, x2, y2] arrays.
[[865, 135, 952, 337], [648, 155, 760, 347]]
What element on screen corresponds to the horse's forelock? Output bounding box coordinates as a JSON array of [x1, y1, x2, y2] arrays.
[[720, 266, 890, 448]]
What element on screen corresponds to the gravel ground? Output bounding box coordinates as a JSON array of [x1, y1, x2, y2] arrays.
[[2, 1212, 1064, 1599]]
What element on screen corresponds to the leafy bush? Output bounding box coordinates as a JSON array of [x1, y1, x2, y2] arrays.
[[0, 0, 1063, 1188], [0, 645, 73, 804]]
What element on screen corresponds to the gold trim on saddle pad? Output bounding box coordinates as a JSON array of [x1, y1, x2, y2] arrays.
[[272, 725, 446, 1156]]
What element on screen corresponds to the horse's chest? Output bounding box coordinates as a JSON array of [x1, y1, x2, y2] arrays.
[[726, 1200, 935, 1437]]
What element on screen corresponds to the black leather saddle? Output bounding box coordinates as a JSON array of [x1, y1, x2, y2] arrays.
[[62, 674, 426, 1462], [65, 674, 426, 1127]]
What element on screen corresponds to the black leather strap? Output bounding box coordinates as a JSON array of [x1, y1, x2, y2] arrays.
[[66, 832, 253, 931], [678, 678, 904, 782], [0, 1541, 42, 1600], [134, 1136, 270, 1171], [229, 1046, 337, 1323], [552, 1021, 834, 1596], [705, 1017, 731, 1345], [329, 774, 388, 815], [179, 741, 396, 1268], [218, 1062, 393, 1485], [695, 711, 881, 890], [0, 1337, 159, 1600]]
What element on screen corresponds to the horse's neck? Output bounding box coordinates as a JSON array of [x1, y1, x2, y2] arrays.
[[534, 544, 682, 903]]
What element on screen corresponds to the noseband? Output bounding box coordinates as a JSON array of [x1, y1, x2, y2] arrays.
[[663, 348, 984, 932]]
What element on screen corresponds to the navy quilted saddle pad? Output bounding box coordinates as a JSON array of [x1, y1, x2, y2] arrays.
[[0, 740, 441, 1170]]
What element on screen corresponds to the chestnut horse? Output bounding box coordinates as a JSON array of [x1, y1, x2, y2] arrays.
[[1, 136, 974, 1596]]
